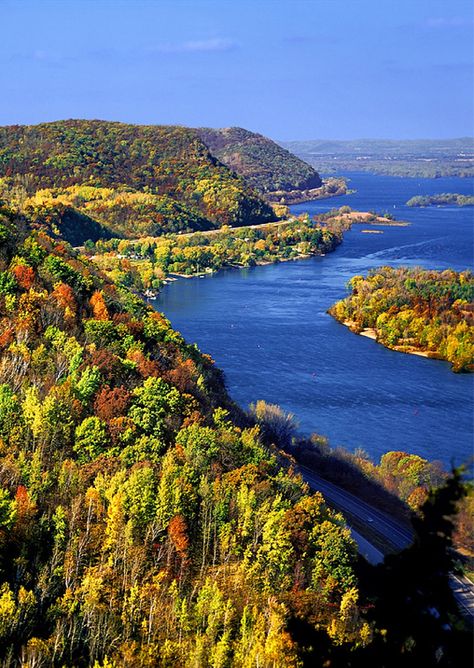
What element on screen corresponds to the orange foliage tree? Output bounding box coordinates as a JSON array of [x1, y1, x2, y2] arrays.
[[12, 265, 35, 290], [90, 290, 109, 320], [94, 385, 131, 422]]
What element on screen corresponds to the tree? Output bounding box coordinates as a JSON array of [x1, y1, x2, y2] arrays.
[[11, 264, 34, 290], [74, 366, 102, 404], [94, 385, 130, 422], [74, 417, 109, 462], [51, 282, 77, 320], [90, 290, 109, 321], [249, 400, 298, 447], [123, 466, 157, 534], [128, 377, 183, 439], [0, 488, 17, 531]]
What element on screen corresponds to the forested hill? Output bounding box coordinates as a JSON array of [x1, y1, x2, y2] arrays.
[[0, 120, 274, 242], [197, 126, 323, 193], [0, 196, 470, 664], [0, 203, 370, 665]]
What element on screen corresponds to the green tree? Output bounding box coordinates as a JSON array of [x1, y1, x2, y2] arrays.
[[74, 416, 109, 462]]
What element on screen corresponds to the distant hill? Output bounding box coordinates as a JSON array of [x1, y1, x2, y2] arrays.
[[0, 120, 274, 243], [197, 126, 322, 193], [281, 137, 474, 156], [281, 138, 474, 178]]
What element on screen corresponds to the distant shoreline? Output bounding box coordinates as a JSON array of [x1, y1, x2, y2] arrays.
[[265, 177, 350, 205]]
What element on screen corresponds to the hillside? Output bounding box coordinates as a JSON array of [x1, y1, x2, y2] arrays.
[[0, 197, 471, 664], [0, 202, 373, 665], [197, 126, 323, 194], [0, 120, 274, 243]]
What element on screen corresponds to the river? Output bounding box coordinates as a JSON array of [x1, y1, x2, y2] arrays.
[[153, 173, 474, 466]]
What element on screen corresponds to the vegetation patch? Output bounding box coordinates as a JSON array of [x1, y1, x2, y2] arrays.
[[329, 266, 474, 372], [407, 193, 474, 207]]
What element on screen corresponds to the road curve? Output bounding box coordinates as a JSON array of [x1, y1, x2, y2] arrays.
[[299, 464, 474, 622], [349, 527, 384, 565], [298, 464, 413, 551]]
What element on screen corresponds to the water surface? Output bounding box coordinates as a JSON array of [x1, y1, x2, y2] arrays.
[[153, 173, 474, 465]]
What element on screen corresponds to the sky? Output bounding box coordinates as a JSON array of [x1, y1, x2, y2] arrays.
[[1, 0, 473, 140]]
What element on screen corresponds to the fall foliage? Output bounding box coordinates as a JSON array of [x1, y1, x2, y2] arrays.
[[0, 206, 372, 666], [330, 266, 474, 372]]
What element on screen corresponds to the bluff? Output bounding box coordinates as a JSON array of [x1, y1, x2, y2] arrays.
[[0, 120, 274, 243], [197, 126, 323, 195]]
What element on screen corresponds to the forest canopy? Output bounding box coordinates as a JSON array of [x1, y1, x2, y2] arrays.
[[330, 266, 474, 372], [0, 120, 276, 242], [0, 202, 376, 666]]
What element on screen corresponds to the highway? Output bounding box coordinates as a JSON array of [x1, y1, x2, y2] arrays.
[[299, 465, 414, 551], [349, 527, 384, 565], [449, 574, 474, 619], [299, 464, 474, 622]]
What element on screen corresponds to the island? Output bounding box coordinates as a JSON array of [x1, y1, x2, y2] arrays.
[[329, 266, 474, 372], [406, 193, 474, 207]]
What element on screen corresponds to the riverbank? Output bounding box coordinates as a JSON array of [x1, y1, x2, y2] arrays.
[[88, 213, 343, 295], [155, 171, 474, 468], [265, 177, 350, 205], [87, 207, 410, 299], [323, 210, 410, 227], [340, 320, 433, 359]]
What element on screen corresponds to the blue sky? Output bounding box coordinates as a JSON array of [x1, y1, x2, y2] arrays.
[[1, 0, 473, 139]]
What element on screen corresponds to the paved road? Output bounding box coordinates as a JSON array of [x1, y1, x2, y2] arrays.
[[349, 527, 384, 565], [449, 574, 474, 619], [299, 465, 474, 621], [299, 465, 413, 551]]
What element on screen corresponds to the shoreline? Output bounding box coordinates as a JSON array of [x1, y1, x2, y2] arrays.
[[265, 178, 351, 205], [153, 252, 317, 288], [139, 209, 409, 299], [339, 320, 435, 360], [100, 208, 409, 302]]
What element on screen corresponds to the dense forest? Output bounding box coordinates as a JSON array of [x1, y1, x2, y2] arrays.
[[196, 127, 322, 193], [406, 193, 474, 207], [329, 267, 474, 372], [0, 120, 275, 242], [0, 200, 367, 665], [0, 195, 471, 665]]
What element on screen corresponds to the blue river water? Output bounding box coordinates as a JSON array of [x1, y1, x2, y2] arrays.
[[153, 173, 474, 466]]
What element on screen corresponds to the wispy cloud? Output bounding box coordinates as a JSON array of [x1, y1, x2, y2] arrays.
[[3, 38, 239, 68], [149, 38, 239, 54], [5, 49, 77, 67], [424, 16, 474, 29]]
